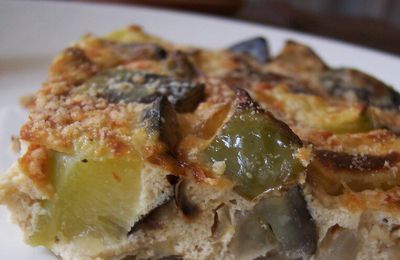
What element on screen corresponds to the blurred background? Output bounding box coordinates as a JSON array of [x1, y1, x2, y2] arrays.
[[50, 0, 400, 55]]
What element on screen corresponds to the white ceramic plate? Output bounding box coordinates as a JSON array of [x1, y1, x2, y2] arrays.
[[1, 0, 400, 259]]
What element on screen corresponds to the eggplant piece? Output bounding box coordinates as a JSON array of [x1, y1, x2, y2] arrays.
[[165, 51, 197, 80], [204, 89, 304, 199], [229, 37, 270, 64], [254, 186, 318, 258], [229, 187, 317, 259], [142, 97, 181, 151], [320, 68, 400, 110], [229, 208, 277, 260], [270, 41, 328, 75], [80, 36, 167, 66], [315, 225, 360, 260], [308, 149, 400, 195], [265, 40, 327, 96], [86, 69, 205, 112]]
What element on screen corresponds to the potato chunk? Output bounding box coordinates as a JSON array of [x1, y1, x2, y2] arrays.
[[28, 142, 143, 249]]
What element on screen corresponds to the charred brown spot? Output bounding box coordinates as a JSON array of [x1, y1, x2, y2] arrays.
[[165, 51, 197, 80], [211, 209, 219, 236], [49, 47, 98, 85], [174, 179, 199, 218], [106, 134, 129, 156], [211, 203, 225, 236], [315, 150, 400, 172], [166, 174, 180, 185], [64, 47, 92, 64], [147, 154, 185, 176], [127, 201, 169, 236], [235, 88, 264, 112], [235, 89, 303, 146], [110, 42, 167, 62], [112, 172, 121, 182]]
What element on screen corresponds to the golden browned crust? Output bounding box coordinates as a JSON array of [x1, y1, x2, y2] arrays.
[[3, 25, 400, 259]]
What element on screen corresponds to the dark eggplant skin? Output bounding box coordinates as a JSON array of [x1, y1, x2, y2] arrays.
[[319, 68, 400, 110], [308, 149, 400, 195], [86, 69, 205, 113], [229, 37, 270, 64], [142, 96, 181, 151], [254, 186, 318, 258]]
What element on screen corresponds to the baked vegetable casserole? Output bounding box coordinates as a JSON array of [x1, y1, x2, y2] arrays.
[[2, 26, 400, 260]]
